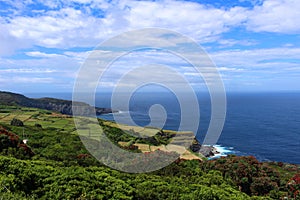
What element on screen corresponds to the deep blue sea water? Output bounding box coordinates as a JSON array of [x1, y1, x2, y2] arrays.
[[26, 92, 300, 164]]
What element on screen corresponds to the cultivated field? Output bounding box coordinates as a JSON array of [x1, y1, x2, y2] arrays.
[[0, 105, 202, 161]]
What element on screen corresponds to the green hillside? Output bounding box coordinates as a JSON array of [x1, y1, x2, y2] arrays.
[[0, 104, 299, 199], [0, 91, 113, 115]]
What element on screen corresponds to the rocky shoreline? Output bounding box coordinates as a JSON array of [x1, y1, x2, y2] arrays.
[[189, 138, 220, 158]]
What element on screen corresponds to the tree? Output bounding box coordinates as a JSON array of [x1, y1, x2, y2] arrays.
[[10, 118, 24, 126], [287, 174, 300, 199]]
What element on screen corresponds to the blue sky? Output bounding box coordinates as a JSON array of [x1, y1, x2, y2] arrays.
[[0, 0, 299, 93]]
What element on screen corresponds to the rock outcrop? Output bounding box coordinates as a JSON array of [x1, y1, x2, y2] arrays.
[[189, 138, 219, 157]]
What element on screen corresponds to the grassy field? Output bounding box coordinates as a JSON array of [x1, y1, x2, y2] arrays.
[[0, 106, 75, 136], [119, 140, 202, 161], [103, 121, 160, 138], [0, 105, 201, 160]]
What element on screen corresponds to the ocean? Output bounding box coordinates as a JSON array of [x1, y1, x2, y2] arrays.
[[26, 92, 300, 164]]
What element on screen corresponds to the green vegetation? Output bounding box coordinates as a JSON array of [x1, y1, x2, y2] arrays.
[[100, 122, 176, 147], [202, 155, 300, 198], [0, 104, 299, 199], [0, 91, 113, 115], [10, 118, 24, 126]]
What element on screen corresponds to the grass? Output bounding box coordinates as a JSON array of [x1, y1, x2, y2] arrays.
[[0, 105, 202, 160], [0, 106, 76, 136], [103, 121, 160, 137]]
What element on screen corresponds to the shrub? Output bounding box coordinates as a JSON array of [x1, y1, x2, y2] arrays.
[[10, 118, 24, 127]]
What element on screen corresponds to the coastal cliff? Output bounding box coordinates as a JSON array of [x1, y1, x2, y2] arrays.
[[0, 91, 113, 116]]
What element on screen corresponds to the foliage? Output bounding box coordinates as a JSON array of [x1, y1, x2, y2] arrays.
[[0, 156, 253, 200], [0, 105, 299, 199], [200, 155, 300, 198], [0, 127, 34, 159], [101, 123, 175, 147], [10, 118, 24, 126], [287, 174, 300, 199]]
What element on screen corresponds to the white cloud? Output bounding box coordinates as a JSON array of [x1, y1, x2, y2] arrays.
[[246, 0, 300, 33], [7, 77, 54, 83], [63, 51, 91, 62], [124, 1, 248, 39], [1, 0, 299, 58], [0, 0, 299, 92], [5, 7, 108, 49], [0, 23, 32, 56], [26, 51, 63, 58], [218, 67, 244, 72], [0, 0, 250, 55], [0, 68, 56, 73], [210, 47, 300, 73], [217, 39, 258, 47], [0, 51, 81, 77]]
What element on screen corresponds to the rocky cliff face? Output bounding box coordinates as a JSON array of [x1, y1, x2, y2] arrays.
[[190, 138, 218, 157], [0, 91, 113, 116]]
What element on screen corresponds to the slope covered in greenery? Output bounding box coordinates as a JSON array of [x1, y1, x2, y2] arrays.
[[0, 105, 299, 199], [0, 91, 113, 115]]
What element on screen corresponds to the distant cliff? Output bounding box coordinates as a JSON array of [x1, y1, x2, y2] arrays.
[[0, 91, 113, 116]]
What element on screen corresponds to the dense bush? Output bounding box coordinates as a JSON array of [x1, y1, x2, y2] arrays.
[[0, 156, 253, 200], [10, 118, 24, 126], [0, 127, 34, 159], [200, 155, 296, 198], [287, 174, 300, 199]]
